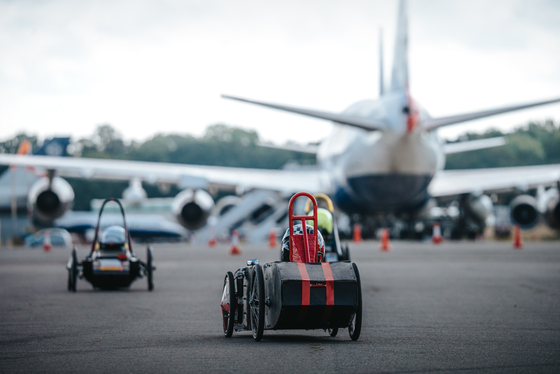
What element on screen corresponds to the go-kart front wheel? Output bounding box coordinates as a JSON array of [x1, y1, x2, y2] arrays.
[[146, 246, 154, 291], [221, 271, 236, 337], [67, 248, 78, 293], [348, 263, 362, 341], [67, 260, 72, 291], [250, 264, 265, 341]]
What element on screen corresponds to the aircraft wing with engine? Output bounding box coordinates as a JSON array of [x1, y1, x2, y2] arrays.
[[0, 153, 333, 231], [430, 164, 560, 230], [0, 154, 330, 195], [1, 150, 560, 235], [430, 164, 560, 197]]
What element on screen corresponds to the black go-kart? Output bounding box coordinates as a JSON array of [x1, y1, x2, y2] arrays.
[[221, 192, 362, 341], [67, 198, 155, 292]]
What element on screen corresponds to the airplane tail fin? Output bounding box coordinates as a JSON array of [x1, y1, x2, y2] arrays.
[[16, 140, 32, 155], [10, 139, 33, 171], [390, 0, 409, 92]]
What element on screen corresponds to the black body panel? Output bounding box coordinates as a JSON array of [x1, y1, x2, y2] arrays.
[[262, 261, 359, 330], [81, 257, 140, 289]]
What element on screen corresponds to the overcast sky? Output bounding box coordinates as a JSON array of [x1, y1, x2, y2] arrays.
[[1, 0, 559, 146]]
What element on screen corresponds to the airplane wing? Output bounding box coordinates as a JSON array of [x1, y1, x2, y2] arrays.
[[0, 154, 331, 194], [429, 164, 560, 197], [442, 137, 506, 155], [222, 95, 385, 131], [423, 97, 560, 131], [258, 141, 319, 155]]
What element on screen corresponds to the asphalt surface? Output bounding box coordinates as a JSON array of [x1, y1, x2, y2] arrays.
[[1, 240, 559, 373]]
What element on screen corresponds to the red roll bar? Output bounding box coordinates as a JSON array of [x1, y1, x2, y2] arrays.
[[288, 192, 319, 263]]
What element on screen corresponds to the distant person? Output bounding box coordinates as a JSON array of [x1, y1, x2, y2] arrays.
[[311, 207, 335, 245], [98, 225, 127, 251]]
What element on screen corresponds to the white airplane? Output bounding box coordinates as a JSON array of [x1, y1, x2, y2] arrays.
[[0, 0, 559, 236]]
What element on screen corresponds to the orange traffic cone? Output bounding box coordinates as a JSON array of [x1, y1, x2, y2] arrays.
[[229, 229, 242, 255], [380, 228, 390, 251], [43, 230, 52, 252], [513, 224, 523, 249], [353, 223, 362, 243], [268, 227, 277, 248], [207, 227, 217, 247], [432, 222, 443, 244]]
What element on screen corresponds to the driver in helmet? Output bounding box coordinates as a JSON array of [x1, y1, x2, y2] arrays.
[[312, 208, 334, 245], [99, 225, 127, 251], [280, 223, 325, 262]]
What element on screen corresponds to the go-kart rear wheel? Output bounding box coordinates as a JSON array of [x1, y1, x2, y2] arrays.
[[221, 271, 236, 337], [345, 244, 351, 261], [348, 263, 362, 341], [68, 248, 78, 293], [147, 246, 154, 291], [340, 244, 350, 261], [67, 251, 73, 291], [250, 264, 265, 341], [67, 261, 73, 291], [328, 328, 339, 337]]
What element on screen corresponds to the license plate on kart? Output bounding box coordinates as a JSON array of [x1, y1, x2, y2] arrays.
[[98, 259, 123, 271]]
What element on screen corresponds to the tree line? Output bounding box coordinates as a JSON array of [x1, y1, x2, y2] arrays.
[[445, 120, 560, 169]]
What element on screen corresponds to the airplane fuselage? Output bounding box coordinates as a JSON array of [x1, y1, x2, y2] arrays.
[[317, 92, 445, 214]]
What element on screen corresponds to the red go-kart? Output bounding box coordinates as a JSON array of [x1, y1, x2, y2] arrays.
[[220, 192, 362, 341]]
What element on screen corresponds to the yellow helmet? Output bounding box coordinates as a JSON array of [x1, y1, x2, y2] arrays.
[[308, 207, 333, 234]]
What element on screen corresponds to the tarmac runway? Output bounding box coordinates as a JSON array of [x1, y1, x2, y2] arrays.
[[1, 240, 559, 373]]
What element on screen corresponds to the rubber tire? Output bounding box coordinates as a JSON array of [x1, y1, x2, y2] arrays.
[[70, 248, 78, 293], [250, 264, 265, 341], [147, 246, 154, 291], [67, 255, 73, 291], [328, 328, 339, 337], [348, 262, 362, 341], [222, 272, 236, 337], [340, 244, 350, 261]]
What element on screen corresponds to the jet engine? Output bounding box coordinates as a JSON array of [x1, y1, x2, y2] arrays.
[[172, 189, 215, 230], [538, 187, 560, 230], [28, 176, 75, 223], [509, 195, 540, 229], [465, 194, 493, 225], [214, 195, 241, 216], [122, 179, 147, 207]]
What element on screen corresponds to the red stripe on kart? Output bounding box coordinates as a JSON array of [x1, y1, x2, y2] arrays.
[[297, 263, 310, 305], [320, 262, 335, 324], [297, 263, 310, 323], [322, 263, 335, 305]]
